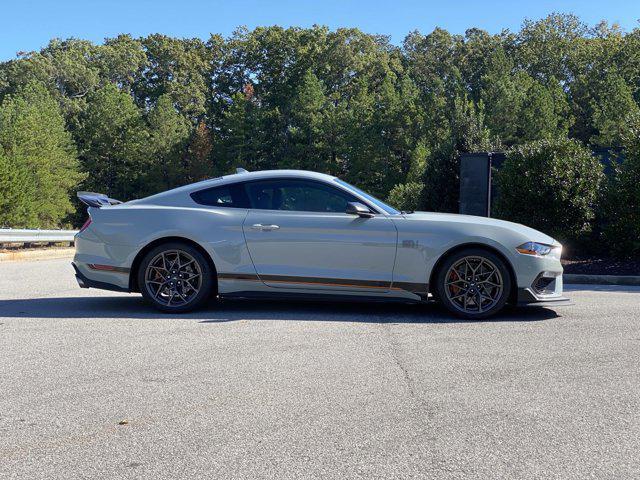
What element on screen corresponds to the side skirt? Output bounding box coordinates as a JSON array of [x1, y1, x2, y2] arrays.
[[218, 272, 429, 299], [219, 290, 425, 304]]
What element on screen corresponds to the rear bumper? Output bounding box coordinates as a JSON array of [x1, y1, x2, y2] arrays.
[[73, 230, 134, 290], [72, 262, 130, 293]]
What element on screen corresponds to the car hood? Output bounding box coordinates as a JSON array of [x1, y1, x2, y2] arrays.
[[398, 212, 558, 245]]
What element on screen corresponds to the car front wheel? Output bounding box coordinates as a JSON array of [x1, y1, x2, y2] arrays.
[[435, 248, 512, 319], [138, 242, 214, 313]]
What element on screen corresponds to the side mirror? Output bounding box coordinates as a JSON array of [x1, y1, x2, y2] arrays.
[[346, 202, 374, 218]]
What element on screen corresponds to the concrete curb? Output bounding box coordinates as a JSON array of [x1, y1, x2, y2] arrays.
[[0, 247, 75, 262], [564, 274, 640, 286]]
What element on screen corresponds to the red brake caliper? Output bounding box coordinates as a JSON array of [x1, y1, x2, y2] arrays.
[[449, 270, 460, 295]]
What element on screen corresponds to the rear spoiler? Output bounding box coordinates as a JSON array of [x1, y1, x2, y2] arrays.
[[77, 191, 122, 208]]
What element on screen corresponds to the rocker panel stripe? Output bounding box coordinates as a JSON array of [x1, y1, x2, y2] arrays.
[[218, 273, 427, 295]]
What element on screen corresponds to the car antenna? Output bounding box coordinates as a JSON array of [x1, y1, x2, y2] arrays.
[[236, 167, 249, 174]]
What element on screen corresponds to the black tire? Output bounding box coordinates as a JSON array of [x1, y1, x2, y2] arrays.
[[137, 241, 214, 313], [435, 248, 512, 320]]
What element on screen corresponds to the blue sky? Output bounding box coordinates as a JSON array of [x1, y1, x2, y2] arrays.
[[1, 0, 639, 60]]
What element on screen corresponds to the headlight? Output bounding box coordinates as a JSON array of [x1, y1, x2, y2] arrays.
[[516, 242, 555, 257]]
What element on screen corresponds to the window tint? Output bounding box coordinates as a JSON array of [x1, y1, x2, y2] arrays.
[[245, 179, 363, 213], [191, 184, 249, 208]]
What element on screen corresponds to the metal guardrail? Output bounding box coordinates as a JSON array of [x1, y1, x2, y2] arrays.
[[0, 228, 78, 243]]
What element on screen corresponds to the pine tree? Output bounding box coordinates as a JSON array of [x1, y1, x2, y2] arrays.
[[481, 49, 571, 145], [287, 70, 329, 172], [147, 94, 190, 191], [185, 121, 214, 182], [343, 79, 377, 193], [0, 149, 37, 227], [76, 83, 148, 200], [0, 81, 83, 227], [215, 90, 260, 174]]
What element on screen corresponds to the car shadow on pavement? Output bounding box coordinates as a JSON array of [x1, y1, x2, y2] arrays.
[[0, 295, 560, 324]]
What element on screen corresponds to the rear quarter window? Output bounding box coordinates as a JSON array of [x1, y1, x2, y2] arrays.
[[190, 183, 249, 208]]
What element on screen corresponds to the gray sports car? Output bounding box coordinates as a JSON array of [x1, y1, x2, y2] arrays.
[[73, 168, 570, 318]]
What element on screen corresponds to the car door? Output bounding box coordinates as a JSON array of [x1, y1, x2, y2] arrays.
[[241, 178, 398, 292]]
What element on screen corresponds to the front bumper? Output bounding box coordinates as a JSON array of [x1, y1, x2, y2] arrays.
[[516, 271, 572, 307], [512, 248, 572, 306]]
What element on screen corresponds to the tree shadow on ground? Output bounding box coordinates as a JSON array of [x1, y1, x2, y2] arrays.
[[0, 295, 560, 324]]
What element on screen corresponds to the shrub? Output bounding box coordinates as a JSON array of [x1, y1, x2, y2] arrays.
[[494, 138, 604, 242], [387, 182, 423, 212], [602, 116, 640, 257]]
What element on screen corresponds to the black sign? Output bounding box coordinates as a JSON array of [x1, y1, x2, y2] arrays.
[[459, 153, 492, 217]]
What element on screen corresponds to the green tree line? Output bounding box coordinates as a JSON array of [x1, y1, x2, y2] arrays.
[[0, 14, 639, 255]]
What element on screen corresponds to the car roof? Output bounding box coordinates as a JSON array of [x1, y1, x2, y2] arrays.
[[196, 169, 338, 190], [231, 168, 334, 181]]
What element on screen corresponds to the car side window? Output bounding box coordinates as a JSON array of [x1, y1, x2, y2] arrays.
[[245, 179, 362, 213], [191, 183, 250, 208]]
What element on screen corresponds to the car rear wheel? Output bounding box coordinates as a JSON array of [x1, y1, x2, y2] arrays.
[[435, 248, 511, 319], [138, 242, 214, 313]]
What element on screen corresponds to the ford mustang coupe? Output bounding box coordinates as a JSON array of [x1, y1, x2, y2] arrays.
[[73, 169, 570, 319]]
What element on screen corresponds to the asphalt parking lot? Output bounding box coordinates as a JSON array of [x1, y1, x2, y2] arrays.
[[1, 258, 639, 479]]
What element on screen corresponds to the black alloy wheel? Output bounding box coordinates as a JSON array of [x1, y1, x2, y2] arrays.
[[138, 242, 214, 313], [435, 248, 512, 319]]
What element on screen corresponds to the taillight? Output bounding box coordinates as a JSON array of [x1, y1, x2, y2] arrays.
[[79, 217, 92, 233]]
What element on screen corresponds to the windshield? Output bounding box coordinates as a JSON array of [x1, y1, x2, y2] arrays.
[[334, 178, 401, 215]]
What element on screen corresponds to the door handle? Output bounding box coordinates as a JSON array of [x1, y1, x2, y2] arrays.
[[251, 224, 280, 231]]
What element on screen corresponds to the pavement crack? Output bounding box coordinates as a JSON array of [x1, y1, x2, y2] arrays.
[[378, 322, 435, 420]]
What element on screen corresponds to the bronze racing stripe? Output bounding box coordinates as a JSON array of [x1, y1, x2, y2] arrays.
[[218, 273, 427, 296]]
